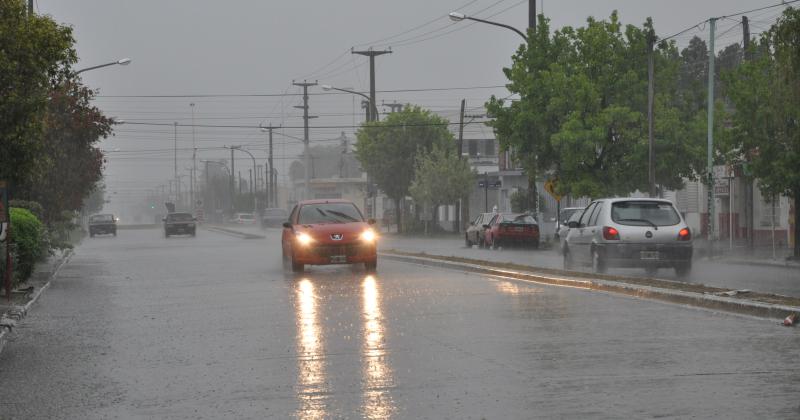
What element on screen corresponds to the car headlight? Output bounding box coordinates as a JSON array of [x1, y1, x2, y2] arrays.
[[295, 232, 314, 246], [360, 229, 377, 243]]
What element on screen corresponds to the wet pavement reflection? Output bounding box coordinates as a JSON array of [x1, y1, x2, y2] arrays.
[[292, 273, 396, 419]]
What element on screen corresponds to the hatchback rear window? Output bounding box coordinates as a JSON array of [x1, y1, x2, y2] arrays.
[[611, 201, 680, 226], [90, 214, 114, 222], [499, 214, 537, 224], [168, 213, 193, 221]]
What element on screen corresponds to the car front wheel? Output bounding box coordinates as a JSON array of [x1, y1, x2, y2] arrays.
[[365, 259, 377, 272]]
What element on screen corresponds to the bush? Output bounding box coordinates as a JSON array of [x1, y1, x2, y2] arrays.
[[8, 208, 45, 284]]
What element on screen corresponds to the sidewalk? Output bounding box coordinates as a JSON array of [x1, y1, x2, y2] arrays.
[[693, 239, 799, 269]]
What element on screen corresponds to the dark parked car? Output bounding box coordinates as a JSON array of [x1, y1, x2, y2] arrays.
[[261, 208, 289, 228], [89, 214, 117, 237], [163, 212, 196, 237], [484, 213, 540, 249], [465, 213, 493, 248]]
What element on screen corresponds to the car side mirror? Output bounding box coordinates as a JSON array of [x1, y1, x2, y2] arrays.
[[367, 218, 376, 225], [568, 221, 579, 229], [282, 222, 292, 229], [482, 224, 490, 229]]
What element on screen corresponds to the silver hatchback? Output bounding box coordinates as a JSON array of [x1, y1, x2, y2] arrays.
[[562, 198, 693, 276]]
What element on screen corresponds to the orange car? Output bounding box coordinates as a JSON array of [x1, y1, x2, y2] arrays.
[[281, 199, 378, 272]]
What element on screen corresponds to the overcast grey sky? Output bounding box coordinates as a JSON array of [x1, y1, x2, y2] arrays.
[[35, 0, 786, 214]]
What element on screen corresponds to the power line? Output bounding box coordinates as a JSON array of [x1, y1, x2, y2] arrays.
[[663, 0, 798, 41], [94, 84, 507, 98]]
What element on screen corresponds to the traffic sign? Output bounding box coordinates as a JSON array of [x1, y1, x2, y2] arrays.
[[544, 179, 561, 202]]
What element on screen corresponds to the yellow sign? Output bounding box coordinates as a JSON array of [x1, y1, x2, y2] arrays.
[[544, 179, 561, 202]]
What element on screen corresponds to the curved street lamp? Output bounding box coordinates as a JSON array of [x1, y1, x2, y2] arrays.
[[321, 84, 380, 122], [75, 57, 132, 75], [448, 12, 528, 41]]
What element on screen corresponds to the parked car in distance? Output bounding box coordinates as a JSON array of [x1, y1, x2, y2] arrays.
[[465, 213, 494, 248], [554, 207, 585, 242], [282, 199, 378, 273], [562, 198, 692, 276], [231, 213, 256, 224], [163, 212, 197, 237], [88, 214, 117, 237], [261, 208, 289, 228], [483, 213, 540, 249], [558, 209, 585, 254]]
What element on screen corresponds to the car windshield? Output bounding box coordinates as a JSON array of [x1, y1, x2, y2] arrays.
[[168, 213, 193, 221], [559, 208, 581, 224], [298, 203, 363, 224], [611, 201, 680, 226], [499, 214, 536, 224], [264, 209, 287, 217], [90, 214, 113, 222]]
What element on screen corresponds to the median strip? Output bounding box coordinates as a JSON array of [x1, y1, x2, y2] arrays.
[[203, 225, 265, 239], [380, 249, 800, 322]]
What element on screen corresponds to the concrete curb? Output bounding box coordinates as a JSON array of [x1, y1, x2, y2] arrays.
[[0, 250, 73, 356], [705, 257, 800, 270], [203, 225, 265, 239], [380, 252, 800, 322]]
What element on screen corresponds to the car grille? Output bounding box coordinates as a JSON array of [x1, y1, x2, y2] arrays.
[[312, 243, 366, 257]]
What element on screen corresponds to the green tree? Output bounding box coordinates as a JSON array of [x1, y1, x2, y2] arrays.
[[355, 106, 453, 231], [409, 145, 474, 230], [0, 0, 77, 189], [723, 7, 800, 257], [18, 81, 112, 223], [488, 13, 710, 199]]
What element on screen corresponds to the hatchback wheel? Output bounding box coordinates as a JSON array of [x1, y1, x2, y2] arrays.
[[592, 248, 606, 274]]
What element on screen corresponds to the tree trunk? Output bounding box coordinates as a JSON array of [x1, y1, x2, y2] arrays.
[[794, 193, 799, 259], [394, 197, 402, 234]]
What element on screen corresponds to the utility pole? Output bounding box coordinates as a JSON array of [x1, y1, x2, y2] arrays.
[[293, 81, 317, 200], [456, 99, 466, 233], [707, 17, 717, 257], [351, 48, 392, 122], [230, 147, 235, 214], [190, 102, 196, 211], [529, 0, 537, 30], [647, 30, 656, 198], [742, 15, 754, 250], [28, 0, 33, 15], [260, 124, 279, 207], [173, 122, 178, 204], [384, 101, 403, 113], [352, 48, 391, 219]]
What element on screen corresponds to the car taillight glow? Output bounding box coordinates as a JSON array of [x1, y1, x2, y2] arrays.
[[602, 226, 620, 240], [678, 228, 691, 241]]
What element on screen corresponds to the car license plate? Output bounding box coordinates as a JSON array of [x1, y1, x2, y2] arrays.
[[640, 251, 659, 260], [330, 255, 347, 263], [514, 227, 524, 232]]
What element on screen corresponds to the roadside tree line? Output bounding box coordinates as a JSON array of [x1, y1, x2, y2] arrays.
[[485, 9, 800, 257], [1, 0, 113, 285]]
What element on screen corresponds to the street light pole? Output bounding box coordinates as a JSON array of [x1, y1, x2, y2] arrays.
[[190, 102, 196, 210], [293, 81, 318, 200], [173, 122, 178, 205], [448, 12, 528, 41], [260, 124, 280, 208], [75, 58, 132, 75], [321, 85, 380, 121]]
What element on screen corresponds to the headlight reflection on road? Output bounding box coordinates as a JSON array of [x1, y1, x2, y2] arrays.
[[361, 275, 395, 419], [295, 278, 328, 420]]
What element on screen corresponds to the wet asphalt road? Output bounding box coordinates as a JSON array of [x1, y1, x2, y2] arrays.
[[1, 228, 799, 419], [382, 235, 800, 298]]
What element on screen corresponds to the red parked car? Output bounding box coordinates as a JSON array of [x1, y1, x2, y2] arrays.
[[483, 213, 540, 249], [281, 199, 378, 273]]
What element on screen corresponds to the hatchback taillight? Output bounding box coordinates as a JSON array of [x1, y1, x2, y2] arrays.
[[602, 226, 620, 240], [678, 228, 691, 241]]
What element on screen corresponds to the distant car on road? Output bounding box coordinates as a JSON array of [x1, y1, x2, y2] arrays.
[[562, 198, 692, 276], [281, 199, 378, 273], [88, 214, 117, 237], [231, 213, 256, 224], [465, 212, 494, 248], [163, 212, 196, 237], [483, 213, 540, 249], [261, 208, 288, 228]]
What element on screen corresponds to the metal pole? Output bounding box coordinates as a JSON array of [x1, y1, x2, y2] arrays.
[[730, 175, 734, 250], [293, 81, 317, 200], [230, 147, 235, 214], [173, 122, 178, 203], [484, 172, 489, 213], [707, 17, 717, 257], [647, 33, 656, 197], [190, 103, 196, 210], [529, 0, 536, 30]]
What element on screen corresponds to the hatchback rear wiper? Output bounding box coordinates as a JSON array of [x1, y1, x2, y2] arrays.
[[617, 218, 658, 230]]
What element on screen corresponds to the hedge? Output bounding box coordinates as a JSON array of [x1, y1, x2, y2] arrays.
[[3, 208, 45, 285]]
